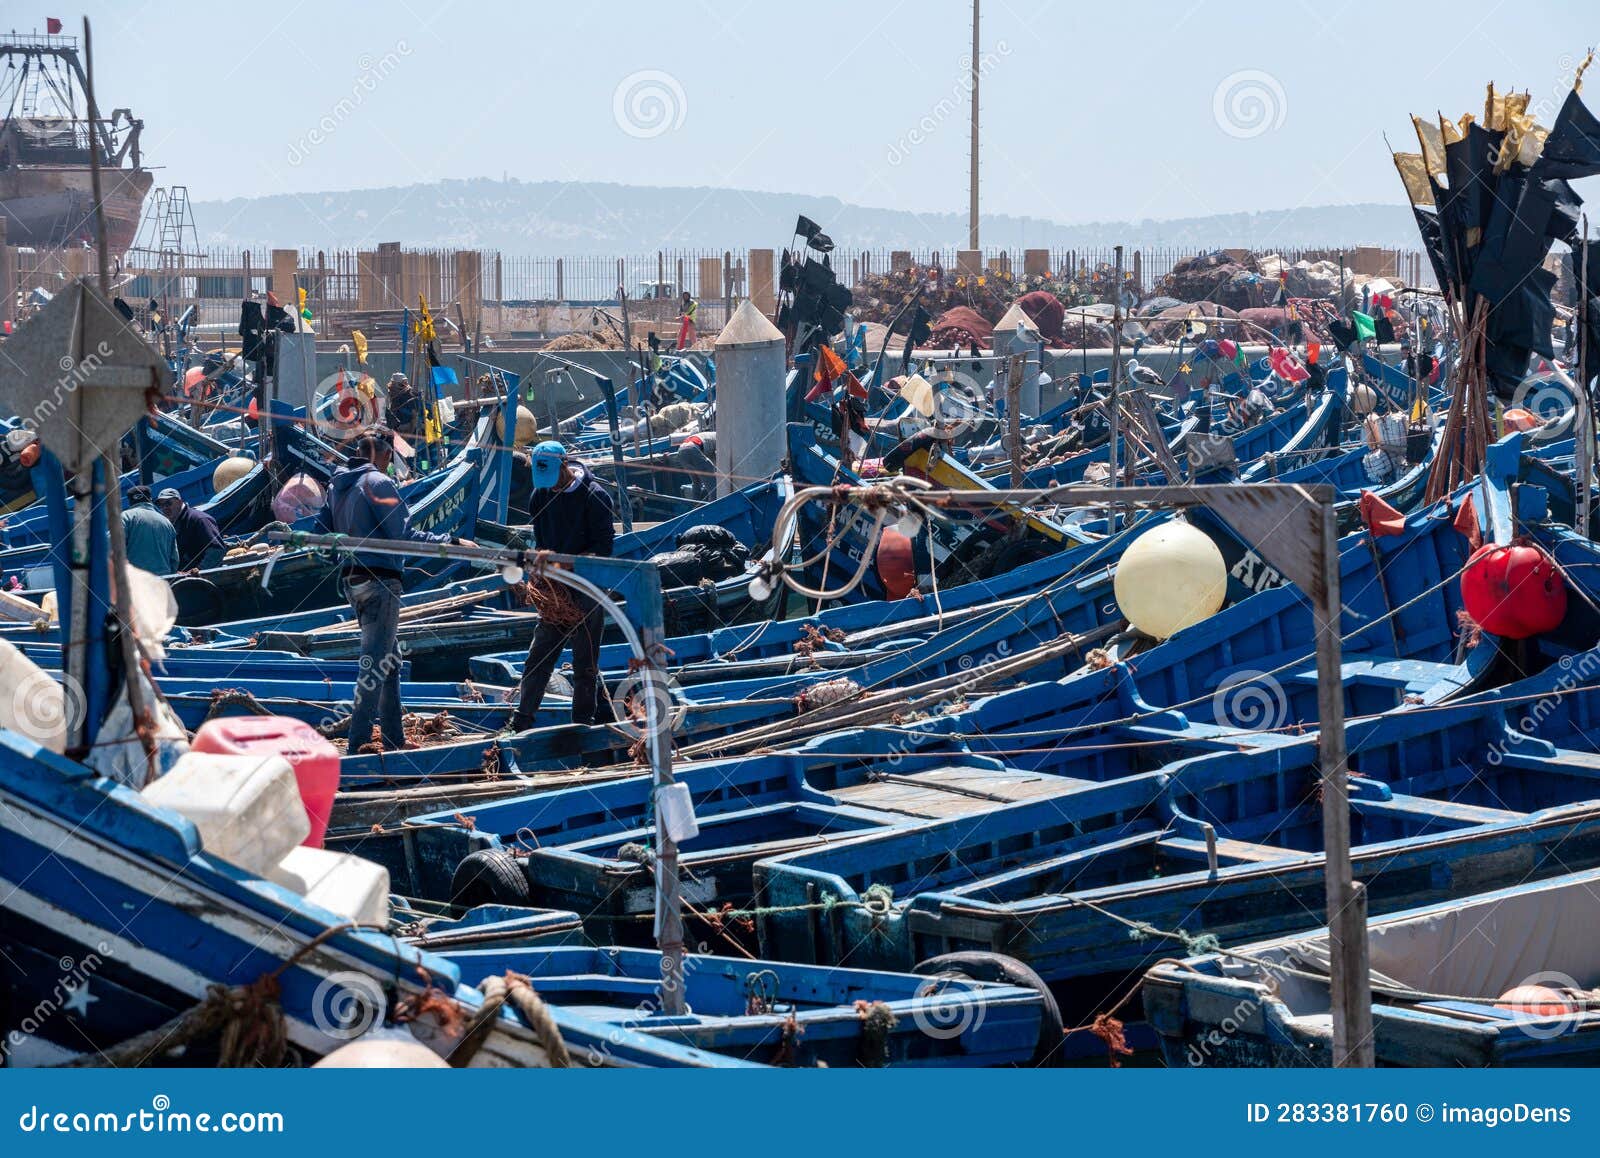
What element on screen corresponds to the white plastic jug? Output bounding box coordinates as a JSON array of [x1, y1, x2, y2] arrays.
[[142, 751, 309, 875], [267, 846, 390, 927]]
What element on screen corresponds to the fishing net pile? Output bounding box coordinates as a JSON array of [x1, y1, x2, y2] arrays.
[[542, 332, 607, 351], [1058, 318, 1115, 348], [1154, 251, 1271, 310], [929, 305, 994, 347], [847, 261, 1133, 343]]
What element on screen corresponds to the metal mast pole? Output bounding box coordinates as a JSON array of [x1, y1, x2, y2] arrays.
[[1108, 246, 1123, 532], [1579, 217, 1592, 538], [968, 0, 980, 251]]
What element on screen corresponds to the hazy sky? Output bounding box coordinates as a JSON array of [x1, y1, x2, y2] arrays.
[[33, 0, 1600, 225]]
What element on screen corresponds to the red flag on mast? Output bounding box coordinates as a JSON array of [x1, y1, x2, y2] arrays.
[[46, 17, 63, 33]]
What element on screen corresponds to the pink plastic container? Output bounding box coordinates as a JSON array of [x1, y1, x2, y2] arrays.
[[191, 716, 340, 848]]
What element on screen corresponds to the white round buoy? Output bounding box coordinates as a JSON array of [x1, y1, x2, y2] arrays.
[[212, 456, 256, 493], [312, 1035, 449, 1068], [1113, 522, 1227, 639], [496, 405, 538, 447], [1348, 384, 1378, 416]]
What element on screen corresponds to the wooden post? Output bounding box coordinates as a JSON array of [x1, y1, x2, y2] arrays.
[[1314, 492, 1373, 1066], [494, 252, 504, 337], [748, 249, 775, 316]]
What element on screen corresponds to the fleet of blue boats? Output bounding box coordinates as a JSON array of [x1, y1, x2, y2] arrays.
[[5, 181, 1600, 1069]]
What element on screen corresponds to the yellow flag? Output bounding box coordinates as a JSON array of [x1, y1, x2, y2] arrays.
[[352, 329, 369, 365], [1484, 81, 1504, 130], [415, 294, 437, 344], [1412, 114, 1447, 176], [1392, 152, 1435, 207]]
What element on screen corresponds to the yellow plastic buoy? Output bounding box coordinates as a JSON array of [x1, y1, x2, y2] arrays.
[[1113, 522, 1227, 639], [211, 456, 256, 493], [495, 405, 538, 447], [1348, 383, 1379, 416]]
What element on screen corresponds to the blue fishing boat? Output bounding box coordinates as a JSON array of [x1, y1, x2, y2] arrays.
[[429, 945, 1056, 1067], [1144, 867, 1600, 1066], [748, 636, 1600, 1007], [0, 727, 758, 1067]]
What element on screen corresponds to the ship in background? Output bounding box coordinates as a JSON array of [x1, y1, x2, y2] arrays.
[[0, 29, 152, 254]]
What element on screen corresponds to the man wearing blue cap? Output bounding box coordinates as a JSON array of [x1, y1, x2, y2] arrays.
[[508, 441, 616, 730]]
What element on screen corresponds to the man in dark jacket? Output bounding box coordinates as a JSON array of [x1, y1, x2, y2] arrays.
[[508, 441, 616, 730], [156, 488, 225, 571], [386, 372, 420, 436], [317, 425, 474, 751]]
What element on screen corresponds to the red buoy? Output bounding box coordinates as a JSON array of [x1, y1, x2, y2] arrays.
[[1460, 541, 1567, 639], [876, 528, 918, 600], [1503, 407, 1541, 433], [1495, 985, 1573, 1017]]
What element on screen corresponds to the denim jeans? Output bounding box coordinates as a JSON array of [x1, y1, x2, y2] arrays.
[[345, 576, 405, 751]]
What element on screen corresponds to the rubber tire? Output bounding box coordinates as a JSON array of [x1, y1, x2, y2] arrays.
[[449, 849, 530, 911], [170, 575, 223, 623], [913, 950, 1064, 1067]]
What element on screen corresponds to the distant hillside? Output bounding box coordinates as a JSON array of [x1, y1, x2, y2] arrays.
[[192, 178, 1422, 253]]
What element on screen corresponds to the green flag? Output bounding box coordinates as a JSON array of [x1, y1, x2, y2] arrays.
[[1351, 310, 1377, 341]]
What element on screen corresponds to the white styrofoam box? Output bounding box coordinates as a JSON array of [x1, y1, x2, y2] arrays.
[[142, 751, 309, 875], [268, 845, 390, 927]]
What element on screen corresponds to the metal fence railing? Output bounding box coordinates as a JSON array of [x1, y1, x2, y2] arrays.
[[3, 242, 1431, 334]]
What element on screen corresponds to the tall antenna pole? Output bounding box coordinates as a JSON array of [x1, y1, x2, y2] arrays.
[[968, 0, 980, 251]]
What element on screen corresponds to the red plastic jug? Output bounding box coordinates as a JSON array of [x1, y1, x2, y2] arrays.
[[192, 716, 340, 848]]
